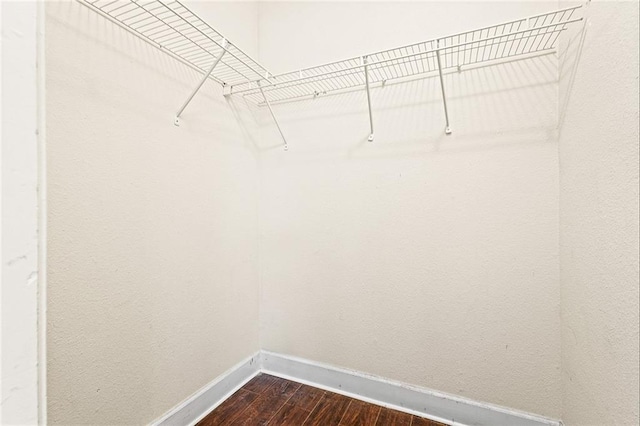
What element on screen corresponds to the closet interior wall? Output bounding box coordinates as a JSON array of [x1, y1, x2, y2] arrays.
[[43, 1, 640, 425], [45, 2, 261, 424], [257, 1, 562, 419], [558, 1, 640, 424]]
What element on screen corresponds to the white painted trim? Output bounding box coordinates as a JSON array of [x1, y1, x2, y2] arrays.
[[152, 351, 561, 426], [1, 2, 40, 423], [36, 0, 48, 423], [151, 352, 261, 426], [260, 351, 561, 426]]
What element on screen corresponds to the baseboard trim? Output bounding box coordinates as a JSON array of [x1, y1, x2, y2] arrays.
[[151, 352, 261, 426], [152, 350, 560, 426], [260, 351, 561, 426]]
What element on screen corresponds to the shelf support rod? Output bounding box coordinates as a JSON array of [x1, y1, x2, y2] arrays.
[[259, 80, 288, 151], [435, 40, 452, 135], [174, 39, 228, 126], [363, 56, 374, 142]]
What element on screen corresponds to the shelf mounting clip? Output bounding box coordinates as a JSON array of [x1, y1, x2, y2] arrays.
[[435, 39, 452, 135], [174, 39, 228, 126], [363, 55, 375, 142]]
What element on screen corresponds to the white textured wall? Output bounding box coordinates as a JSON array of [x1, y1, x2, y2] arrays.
[[44, 1, 639, 423], [1, 2, 40, 423], [257, 1, 562, 419], [45, 1, 260, 424], [558, 2, 640, 425]]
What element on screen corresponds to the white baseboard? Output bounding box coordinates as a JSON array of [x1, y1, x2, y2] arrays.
[[151, 352, 261, 426], [261, 351, 561, 426], [152, 350, 561, 426]]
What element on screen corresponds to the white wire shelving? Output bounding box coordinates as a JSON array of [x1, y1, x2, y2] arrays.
[[230, 5, 584, 140], [79, 0, 272, 125], [80, 0, 585, 147]]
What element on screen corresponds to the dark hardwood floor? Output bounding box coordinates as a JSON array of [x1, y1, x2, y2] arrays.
[[197, 373, 447, 426]]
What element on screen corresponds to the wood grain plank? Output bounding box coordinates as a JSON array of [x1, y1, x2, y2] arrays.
[[199, 375, 448, 426], [304, 392, 353, 425], [242, 374, 282, 394], [375, 408, 413, 426], [231, 378, 301, 426], [339, 399, 381, 425], [196, 389, 259, 426], [412, 416, 446, 426], [267, 403, 312, 425], [286, 384, 326, 412], [263, 376, 302, 399]]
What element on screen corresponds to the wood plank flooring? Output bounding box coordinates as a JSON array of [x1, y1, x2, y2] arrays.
[[197, 373, 447, 426]]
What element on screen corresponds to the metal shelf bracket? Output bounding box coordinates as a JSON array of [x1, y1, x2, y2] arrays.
[[363, 56, 375, 142], [259, 80, 289, 151], [174, 39, 228, 126], [435, 39, 452, 135]]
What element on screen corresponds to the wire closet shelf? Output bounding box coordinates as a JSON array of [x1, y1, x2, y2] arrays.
[[80, 0, 269, 88], [230, 5, 584, 105], [80, 0, 585, 143]]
